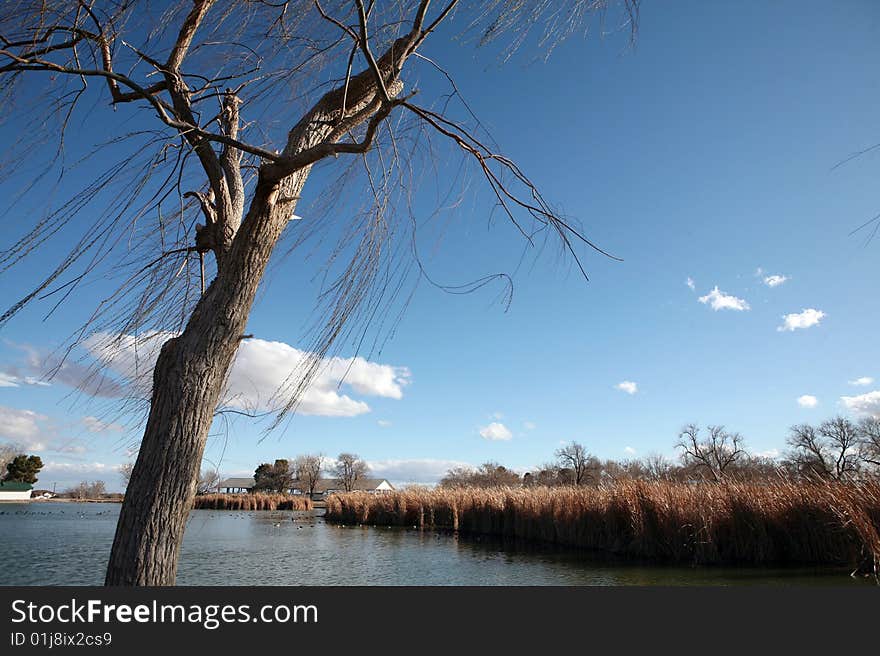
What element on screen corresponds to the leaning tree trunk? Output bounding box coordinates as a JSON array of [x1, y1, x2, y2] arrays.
[[105, 173, 307, 585], [105, 31, 405, 585]]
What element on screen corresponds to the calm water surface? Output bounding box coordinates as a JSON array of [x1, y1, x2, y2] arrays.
[[0, 502, 865, 586]]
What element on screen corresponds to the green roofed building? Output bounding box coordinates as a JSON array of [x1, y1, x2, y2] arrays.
[[0, 480, 33, 501]]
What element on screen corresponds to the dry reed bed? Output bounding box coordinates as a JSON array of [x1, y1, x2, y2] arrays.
[[325, 481, 880, 569], [193, 493, 313, 511]]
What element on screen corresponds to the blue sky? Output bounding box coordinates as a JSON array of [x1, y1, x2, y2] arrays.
[[1, 1, 879, 491]]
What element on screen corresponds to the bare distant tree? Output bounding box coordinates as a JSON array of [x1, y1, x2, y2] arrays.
[[858, 416, 880, 470], [440, 466, 476, 488], [786, 417, 862, 480], [475, 462, 522, 487], [555, 442, 600, 486], [0, 442, 25, 479], [196, 469, 220, 494], [675, 424, 746, 482], [294, 454, 324, 499], [119, 463, 135, 490], [332, 453, 369, 492], [642, 452, 674, 481], [67, 480, 107, 499], [0, 1, 637, 584], [440, 462, 521, 488]]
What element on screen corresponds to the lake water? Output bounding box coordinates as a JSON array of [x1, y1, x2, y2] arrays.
[[0, 502, 866, 586]]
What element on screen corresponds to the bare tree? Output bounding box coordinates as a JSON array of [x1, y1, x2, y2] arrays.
[[0, 1, 637, 584], [440, 461, 521, 488], [196, 468, 220, 494], [858, 416, 880, 470], [119, 463, 135, 490], [293, 454, 324, 499], [675, 424, 746, 482], [642, 452, 674, 481], [332, 453, 369, 491], [786, 417, 862, 480], [555, 441, 600, 486], [67, 480, 107, 500], [0, 442, 25, 479]]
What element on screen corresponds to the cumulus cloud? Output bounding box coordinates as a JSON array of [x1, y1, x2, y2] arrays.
[[796, 395, 818, 408], [366, 458, 473, 485], [840, 390, 880, 418], [624, 446, 637, 455], [763, 274, 789, 288], [82, 332, 410, 418], [0, 405, 49, 449], [849, 377, 874, 387], [686, 277, 695, 291], [0, 371, 50, 388], [3, 342, 122, 397], [479, 422, 512, 441], [82, 416, 124, 433], [615, 381, 638, 395], [777, 308, 825, 332], [698, 287, 750, 311]]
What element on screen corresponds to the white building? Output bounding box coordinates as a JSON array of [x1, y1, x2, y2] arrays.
[[0, 481, 33, 501]]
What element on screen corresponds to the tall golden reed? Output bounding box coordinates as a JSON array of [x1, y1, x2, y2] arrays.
[[193, 493, 313, 511], [325, 480, 880, 569]]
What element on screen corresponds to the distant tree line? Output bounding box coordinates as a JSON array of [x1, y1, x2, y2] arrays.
[[64, 480, 108, 500], [440, 416, 880, 488], [249, 452, 370, 497]]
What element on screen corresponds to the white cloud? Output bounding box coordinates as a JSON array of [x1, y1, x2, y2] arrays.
[[377, 419, 392, 428], [479, 422, 512, 441], [698, 286, 750, 311], [523, 421, 537, 431], [754, 448, 780, 459], [82, 332, 410, 418], [0, 405, 49, 449], [0, 372, 50, 388], [840, 390, 880, 418], [82, 416, 124, 433], [624, 446, 637, 455], [686, 277, 695, 291], [777, 308, 825, 332], [615, 381, 638, 395], [849, 377, 874, 387], [796, 395, 818, 408], [763, 274, 789, 288]]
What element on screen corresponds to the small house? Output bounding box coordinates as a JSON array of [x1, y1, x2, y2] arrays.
[[0, 480, 33, 501], [217, 477, 255, 494]]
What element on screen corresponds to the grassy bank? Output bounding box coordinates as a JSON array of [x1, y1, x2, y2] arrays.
[[325, 481, 880, 571], [194, 493, 313, 511]]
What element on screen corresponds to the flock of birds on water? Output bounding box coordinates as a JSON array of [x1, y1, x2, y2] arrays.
[[0, 509, 113, 517]]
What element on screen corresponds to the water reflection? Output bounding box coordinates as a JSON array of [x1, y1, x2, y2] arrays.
[[0, 503, 865, 586]]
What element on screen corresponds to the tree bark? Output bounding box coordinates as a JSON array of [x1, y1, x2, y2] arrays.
[[105, 171, 307, 585]]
